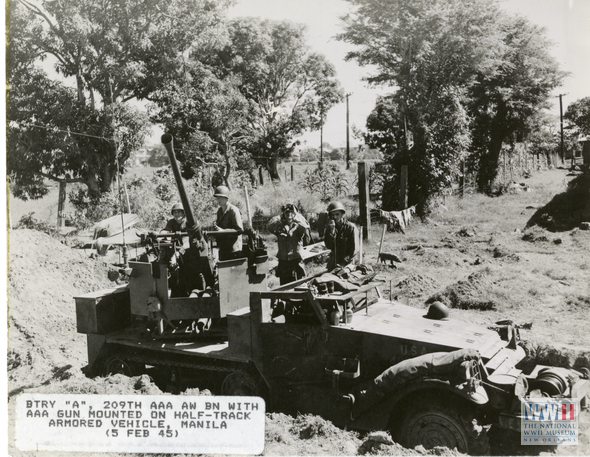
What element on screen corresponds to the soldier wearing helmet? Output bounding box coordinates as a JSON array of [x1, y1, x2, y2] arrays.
[[213, 185, 244, 261], [160, 203, 191, 297], [163, 202, 187, 233], [324, 201, 357, 270], [267, 203, 309, 285]]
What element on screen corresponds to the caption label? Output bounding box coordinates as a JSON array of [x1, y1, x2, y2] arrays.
[[521, 398, 579, 445], [16, 394, 265, 454]]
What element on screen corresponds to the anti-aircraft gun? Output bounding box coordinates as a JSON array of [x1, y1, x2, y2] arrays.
[[75, 135, 590, 455]]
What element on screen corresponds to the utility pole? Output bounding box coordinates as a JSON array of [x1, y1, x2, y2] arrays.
[[346, 93, 352, 170], [558, 93, 567, 165]]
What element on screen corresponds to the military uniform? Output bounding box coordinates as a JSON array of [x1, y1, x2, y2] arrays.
[[215, 202, 244, 261], [268, 214, 307, 285], [324, 219, 357, 270]]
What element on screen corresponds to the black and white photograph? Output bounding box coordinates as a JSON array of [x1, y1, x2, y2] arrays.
[[5, 0, 590, 455]]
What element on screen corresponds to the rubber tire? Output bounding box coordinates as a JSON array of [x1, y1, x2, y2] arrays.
[[102, 354, 143, 377], [220, 371, 260, 396], [395, 400, 489, 455]]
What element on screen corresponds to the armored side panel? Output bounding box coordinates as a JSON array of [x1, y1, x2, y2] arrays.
[[226, 293, 268, 362], [227, 307, 252, 359], [218, 257, 250, 314], [129, 261, 154, 316], [75, 286, 130, 334], [128, 258, 253, 320], [86, 334, 106, 371]]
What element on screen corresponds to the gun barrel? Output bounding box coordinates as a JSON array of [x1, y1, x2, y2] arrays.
[[161, 134, 196, 228]]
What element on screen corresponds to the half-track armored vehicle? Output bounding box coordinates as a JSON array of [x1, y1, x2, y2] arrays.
[[75, 135, 590, 455]]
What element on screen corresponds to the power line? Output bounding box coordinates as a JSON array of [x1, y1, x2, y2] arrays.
[[21, 123, 115, 142]]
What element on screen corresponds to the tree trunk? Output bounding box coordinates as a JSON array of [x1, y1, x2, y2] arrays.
[[222, 144, 232, 189], [85, 175, 101, 196], [477, 144, 502, 191], [100, 165, 114, 193], [267, 156, 281, 181], [57, 180, 67, 228], [76, 73, 85, 104]]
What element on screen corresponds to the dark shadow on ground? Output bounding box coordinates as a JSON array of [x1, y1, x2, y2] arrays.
[[526, 173, 590, 232]]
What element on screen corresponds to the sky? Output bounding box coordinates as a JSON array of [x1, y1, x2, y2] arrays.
[[228, 0, 590, 148]]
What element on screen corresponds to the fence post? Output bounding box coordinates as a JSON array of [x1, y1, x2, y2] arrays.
[[358, 161, 371, 241], [291, 165, 294, 181], [400, 165, 408, 209], [259, 167, 264, 186]]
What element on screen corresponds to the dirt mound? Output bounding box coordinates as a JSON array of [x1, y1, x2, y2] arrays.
[[427, 270, 497, 311], [526, 173, 590, 231], [517, 340, 590, 374], [8, 229, 116, 392], [394, 273, 440, 298], [265, 413, 361, 455]]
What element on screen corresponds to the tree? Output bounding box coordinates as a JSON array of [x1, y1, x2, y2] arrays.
[[338, 0, 503, 210], [8, 0, 230, 197], [564, 97, 590, 137], [468, 15, 564, 190], [205, 18, 344, 180], [149, 66, 251, 189], [8, 3, 150, 199], [364, 94, 406, 158], [8, 71, 150, 198], [339, 0, 563, 208]]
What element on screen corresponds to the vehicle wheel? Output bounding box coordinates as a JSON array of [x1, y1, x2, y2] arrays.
[[221, 371, 260, 396], [102, 354, 143, 377], [395, 401, 489, 455]]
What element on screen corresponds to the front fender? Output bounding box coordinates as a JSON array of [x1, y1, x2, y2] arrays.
[[349, 378, 489, 432]]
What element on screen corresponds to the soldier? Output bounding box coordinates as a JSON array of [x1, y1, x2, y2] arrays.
[[163, 202, 187, 233], [213, 185, 244, 261], [267, 204, 307, 285], [323, 201, 357, 270], [161, 203, 214, 297]]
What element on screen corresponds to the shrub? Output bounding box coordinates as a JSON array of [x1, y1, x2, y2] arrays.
[[15, 213, 60, 236], [68, 168, 220, 230]]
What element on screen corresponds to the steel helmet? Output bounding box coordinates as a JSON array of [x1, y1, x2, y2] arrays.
[[282, 203, 296, 214], [425, 301, 450, 320], [327, 201, 346, 214], [213, 185, 230, 198], [170, 203, 185, 215]]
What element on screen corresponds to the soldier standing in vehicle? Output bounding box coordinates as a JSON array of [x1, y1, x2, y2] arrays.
[[267, 204, 307, 285], [160, 203, 189, 297], [161, 203, 214, 296], [324, 201, 357, 270], [213, 185, 244, 261]]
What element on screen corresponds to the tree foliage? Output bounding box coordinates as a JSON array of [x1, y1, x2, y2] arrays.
[[149, 64, 251, 189], [207, 18, 344, 180], [468, 15, 564, 189], [8, 0, 230, 198], [339, 0, 563, 209], [564, 97, 590, 138]]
